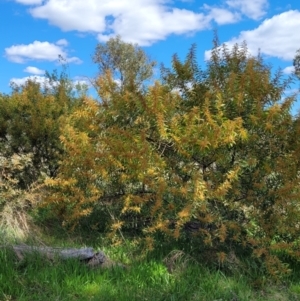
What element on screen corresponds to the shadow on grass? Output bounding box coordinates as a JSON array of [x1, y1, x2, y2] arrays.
[[3, 245, 299, 301], [1, 217, 300, 301]]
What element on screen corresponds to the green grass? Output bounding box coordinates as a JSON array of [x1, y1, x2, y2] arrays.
[[1, 243, 300, 301], [1, 218, 300, 301]]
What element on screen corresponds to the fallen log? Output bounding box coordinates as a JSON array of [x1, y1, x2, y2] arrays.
[[10, 244, 125, 269]]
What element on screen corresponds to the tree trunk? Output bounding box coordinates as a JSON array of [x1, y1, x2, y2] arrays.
[[10, 244, 124, 269]]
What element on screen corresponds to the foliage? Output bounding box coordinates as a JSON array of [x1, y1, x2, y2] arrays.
[[0, 71, 81, 186], [0, 69, 85, 240], [44, 37, 300, 278], [93, 35, 156, 92], [293, 48, 300, 79], [0, 152, 40, 242], [2, 36, 300, 278]]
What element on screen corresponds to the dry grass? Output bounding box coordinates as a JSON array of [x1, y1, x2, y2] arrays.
[[0, 153, 44, 243]]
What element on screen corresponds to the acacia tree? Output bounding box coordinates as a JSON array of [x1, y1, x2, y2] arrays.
[[46, 41, 246, 238], [45, 38, 300, 277], [0, 71, 82, 187]]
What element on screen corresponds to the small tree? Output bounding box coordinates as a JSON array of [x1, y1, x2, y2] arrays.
[[0, 71, 82, 186], [45, 38, 300, 278], [93, 35, 156, 92]]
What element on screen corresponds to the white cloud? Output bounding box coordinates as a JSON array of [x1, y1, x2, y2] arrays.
[[205, 10, 300, 61], [10, 75, 91, 89], [56, 39, 68, 46], [226, 0, 268, 20], [283, 66, 295, 75], [23, 66, 45, 75], [11, 0, 271, 46], [66, 56, 82, 64], [5, 40, 82, 64], [15, 0, 43, 4], [10, 76, 51, 87], [26, 0, 211, 46], [73, 76, 91, 87], [203, 4, 241, 25]]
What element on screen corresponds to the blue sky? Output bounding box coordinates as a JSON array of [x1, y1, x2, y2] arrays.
[[1, 0, 300, 110]]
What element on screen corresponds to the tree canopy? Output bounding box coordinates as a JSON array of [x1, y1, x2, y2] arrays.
[[93, 35, 156, 92]]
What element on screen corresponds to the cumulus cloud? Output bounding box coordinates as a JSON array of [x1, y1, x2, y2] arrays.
[[283, 66, 295, 75], [73, 76, 91, 87], [21, 0, 218, 46], [56, 39, 68, 46], [11, 0, 271, 46], [205, 10, 300, 61], [10, 75, 50, 87], [226, 0, 268, 20], [203, 4, 241, 25], [23, 66, 45, 75], [9, 74, 92, 88], [27, 0, 211, 46], [15, 0, 43, 4], [5, 40, 82, 64]]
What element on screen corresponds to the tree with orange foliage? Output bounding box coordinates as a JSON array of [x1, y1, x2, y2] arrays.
[[45, 37, 300, 277]]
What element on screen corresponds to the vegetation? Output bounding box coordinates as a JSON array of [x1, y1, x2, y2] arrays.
[[1, 35, 300, 300], [1, 238, 300, 301]]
